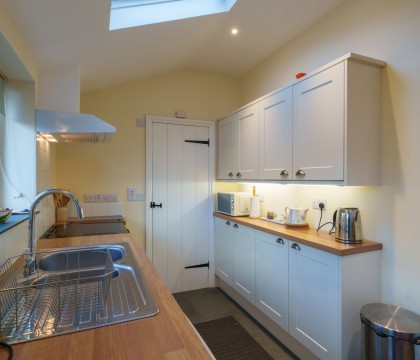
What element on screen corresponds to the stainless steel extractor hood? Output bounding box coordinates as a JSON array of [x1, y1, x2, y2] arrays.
[[36, 108, 116, 143]]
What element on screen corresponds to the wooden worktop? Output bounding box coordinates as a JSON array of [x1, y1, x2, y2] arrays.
[[214, 212, 382, 256], [11, 234, 213, 360]]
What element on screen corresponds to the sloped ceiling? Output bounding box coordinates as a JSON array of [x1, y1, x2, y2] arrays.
[[1, 0, 345, 93]]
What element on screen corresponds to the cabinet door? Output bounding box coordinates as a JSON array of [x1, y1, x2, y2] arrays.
[[217, 114, 238, 180], [237, 104, 259, 180], [232, 223, 256, 304], [214, 217, 233, 284], [256, 232, 289, 331], [259, 88, 293, 180], [293, 62, 345, 181], [289, 242, 339, 360]]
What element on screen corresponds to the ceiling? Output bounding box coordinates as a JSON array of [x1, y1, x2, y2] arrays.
[[1, 0, 345, 93]]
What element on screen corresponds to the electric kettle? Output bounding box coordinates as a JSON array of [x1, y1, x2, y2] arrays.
[[334, 207, 362, 244]]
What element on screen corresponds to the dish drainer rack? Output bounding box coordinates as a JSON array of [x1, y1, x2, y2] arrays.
[[0, 247, 114, 344]]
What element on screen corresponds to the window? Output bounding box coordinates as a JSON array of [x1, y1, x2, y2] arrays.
[[0, 73, 5, 117], [110, 0, 237, 30]]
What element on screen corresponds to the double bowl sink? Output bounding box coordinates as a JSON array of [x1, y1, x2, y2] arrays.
[[0, 242, 159, 344]]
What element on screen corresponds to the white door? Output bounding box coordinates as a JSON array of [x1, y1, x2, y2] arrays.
[[293, 62, 345, 181], [237, 104, 259, 180], [258, 88, 293, 180], [289, 242, 339, 360], [232, 222, 256, 304], [214, 217, 233, 284], [256, 232, 289, 332], [217, 114, 238, 180], [147, 116, 213, 293]]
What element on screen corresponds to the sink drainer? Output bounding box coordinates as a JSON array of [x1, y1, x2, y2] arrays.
[[0, 247, 114, 344]]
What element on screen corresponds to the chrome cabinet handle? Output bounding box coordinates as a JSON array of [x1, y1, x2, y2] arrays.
[[280, 170, 289, 176], [236, 172, 242, 177], [225, 221, 230, 226], [233, 224, 238, 228], [228, 172, 234, 177], [291, 243, 301, 251], [295, 169, 305, 176], [276, 238, 284, 244]]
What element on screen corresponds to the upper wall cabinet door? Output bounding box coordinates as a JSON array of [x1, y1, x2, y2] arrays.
[[218, 104, 259, 180], [237, 104, 259, 180], [293, 62, 345, 181], [218, 114, 238, 180], [258, 88, 293, 180]]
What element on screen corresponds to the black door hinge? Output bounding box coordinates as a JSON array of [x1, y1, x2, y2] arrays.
[[185, 262, 209, 269], [184, 139, 210, 147]]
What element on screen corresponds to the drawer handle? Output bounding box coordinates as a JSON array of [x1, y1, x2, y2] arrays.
[[233, 224, 238, 228], [276, 238, 284, 244], [295, 169, 305, 176], [236, 172, 242, 177], [291, 243, 301, 251], [228, 172, 234, 177], [280, 170, 289, 176], [225, 221, 231, 226]]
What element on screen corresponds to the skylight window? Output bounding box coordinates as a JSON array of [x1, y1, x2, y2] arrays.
[[110, 0, 237, 30]]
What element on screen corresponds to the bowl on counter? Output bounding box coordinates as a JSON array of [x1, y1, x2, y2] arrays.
[[0, 209, 12, 223]]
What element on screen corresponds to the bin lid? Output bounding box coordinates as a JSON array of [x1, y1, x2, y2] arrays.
[[361, 303, 420, 343]]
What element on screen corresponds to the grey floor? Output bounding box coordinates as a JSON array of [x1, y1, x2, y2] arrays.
[[173, 287, 297, 360]]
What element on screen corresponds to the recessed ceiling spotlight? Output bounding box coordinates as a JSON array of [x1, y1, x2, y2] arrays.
[[231, 28, 238, 35]]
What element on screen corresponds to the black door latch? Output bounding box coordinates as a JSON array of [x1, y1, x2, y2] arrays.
[[150, 202, 163, 208]]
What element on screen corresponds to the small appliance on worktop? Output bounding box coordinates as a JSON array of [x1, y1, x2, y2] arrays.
[[217, 192, 251, 216], [41, 222, 129, 239]]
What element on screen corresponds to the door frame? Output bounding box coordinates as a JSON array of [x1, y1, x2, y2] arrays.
[[145, 115, 216, 286]]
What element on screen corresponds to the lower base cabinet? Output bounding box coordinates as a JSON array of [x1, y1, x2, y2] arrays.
[[289, 242, 339, 360], [214, 217, 256, 303], [214, 219, 381, 360], [256, 232, 289, 332]]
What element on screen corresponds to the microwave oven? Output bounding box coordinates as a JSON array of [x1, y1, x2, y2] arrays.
[[217, 192, 251, 217]]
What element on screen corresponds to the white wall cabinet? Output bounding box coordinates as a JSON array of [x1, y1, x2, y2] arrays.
[[214, 217, 381, 360], [292, 62, 345, 181], [217, 53, 385, 185], [258, 88, 293, 180], [255, 232, 289, 332], [217, 103, 259, 180]]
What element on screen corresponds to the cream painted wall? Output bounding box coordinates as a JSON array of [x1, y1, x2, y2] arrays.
[[0, 4, 56, 261], [58, 69, 240, 249], [238, 0, 420, 313]]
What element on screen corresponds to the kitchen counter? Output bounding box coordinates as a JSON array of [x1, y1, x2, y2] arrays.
[[214, 212, 382, 256], [11, 233, 213, 359]]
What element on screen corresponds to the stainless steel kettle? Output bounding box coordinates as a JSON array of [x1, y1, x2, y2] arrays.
[[334, 207, 362, 244]]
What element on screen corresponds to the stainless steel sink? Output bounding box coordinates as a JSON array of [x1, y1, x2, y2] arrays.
[[37, 246, 124, 271], [0, 242, 159, 344]]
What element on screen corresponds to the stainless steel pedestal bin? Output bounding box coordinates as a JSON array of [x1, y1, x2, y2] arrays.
[[361, 303, 420, 360]]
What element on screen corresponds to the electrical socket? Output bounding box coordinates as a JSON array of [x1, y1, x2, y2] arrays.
[[103, 193, 118, 202], [84, 194, 94, 203], [312, 198, 327, 210], [94, 194, 103, 202]]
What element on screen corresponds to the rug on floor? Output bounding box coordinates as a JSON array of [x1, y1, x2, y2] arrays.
[[194, 315, 274, 360]]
